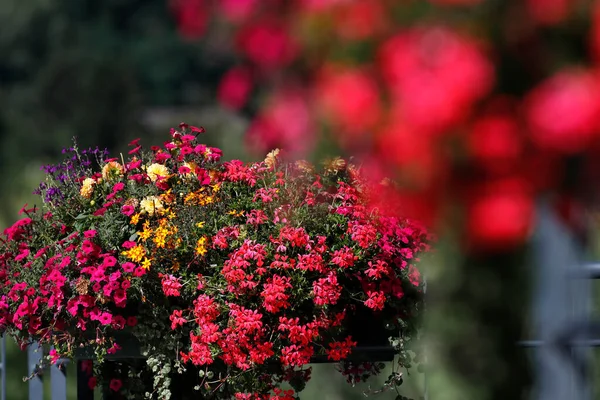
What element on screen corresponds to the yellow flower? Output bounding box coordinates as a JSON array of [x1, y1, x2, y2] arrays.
[[122, 245, 146, 263], [138, 223, 152, 242], [264, 149, 280, 169], [184, 192, 197, 204], [171, 237, 183, 250], [202, 196, 214, 205], [146, 163, 169, 182], [153, 226, 168, 248], [140, 196, 164, 216], [80, 178, 96, 199], [161, 189, 175, 204], [196, 221, 205, 228], [101, 161, 125, 181], [323, 157, 346, 174], [347, 162, 361, 182], [195, 237, 208, 256], [295, 160, 315, 174], [141, 257, 152, 270], [211, 183, 221, 193], [130, 213, 141, 225]]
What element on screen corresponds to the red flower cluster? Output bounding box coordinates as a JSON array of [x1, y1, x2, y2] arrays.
[[0, 126, 429, 398]]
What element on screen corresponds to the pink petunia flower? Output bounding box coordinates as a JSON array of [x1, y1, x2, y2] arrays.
[[109, 378, 122, 392], [121, 205, 135, 216]]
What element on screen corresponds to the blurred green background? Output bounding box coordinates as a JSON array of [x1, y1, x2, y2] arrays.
[[0, 0, 426, 399]]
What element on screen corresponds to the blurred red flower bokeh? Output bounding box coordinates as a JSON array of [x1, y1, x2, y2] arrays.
[[169, 0, 600, 251]]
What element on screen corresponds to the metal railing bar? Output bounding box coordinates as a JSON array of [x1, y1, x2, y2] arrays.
[[27, 342, 43, 400], [570, 263, 600, 279], [518, 339, 600, 347], [1, 335, 5, 400]]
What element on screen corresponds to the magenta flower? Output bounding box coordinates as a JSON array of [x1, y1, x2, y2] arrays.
[[87, 377, 97, 390], [98, 312, 113, 326], [122, 240, 136, 249], [121, 262, 135, 273], [128, 145, 142, 155], [14, 249, 29, 262], [112, 182, 125, 192], [121, 205, 135, 216], [83, 230, 97, 238], [126, 159, 142, 170], [58, 256, 71, 268], [102, 256, 117, 268], [109, 378, 122, 392]]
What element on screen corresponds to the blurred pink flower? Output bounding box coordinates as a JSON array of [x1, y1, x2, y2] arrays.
[[218, 66, 253, 110], [333, 2, 386, 41], [428, 0, 481, 5], [316, 66, 381, 140], [525, 70, 600, 154], [297, 0, 350, 13], [236, 21, 299, 70], [589, 2, 600, 65], [468, 114, 523, 174], [246, 88, 313, 155], [219, 0, 258, 22], [170, 0, 208, 39], [467, 180, 534, 250], [526, 0, 572, 25], [379, 27, 494, 134]]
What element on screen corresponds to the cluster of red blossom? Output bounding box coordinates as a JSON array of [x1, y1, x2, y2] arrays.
[[1, 226, 139, 337], [169, 0, 600, 251], [0, 125, 430, 397]]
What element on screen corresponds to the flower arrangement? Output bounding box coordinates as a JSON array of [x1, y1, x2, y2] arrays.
[[0, 124, 430, 399]]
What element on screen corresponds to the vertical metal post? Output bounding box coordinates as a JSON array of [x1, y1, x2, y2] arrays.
[[0, 335, 5, 400], [27, 342, 43, 400], [531, 202, 591, 400], [77, 360, 95, 400], [423, 277, 428, 400], [101, 361, 117, 400], [51, 354, 68, 400]]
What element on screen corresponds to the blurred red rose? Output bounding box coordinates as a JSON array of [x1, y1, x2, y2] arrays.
[[378, 27, 494, 134], [316, 66, 382, 140], [237, 21, 300, 70], [219, 0, 258, 22], [246, 88, 313, 155], [467, 181, 535, 250], [468, 114, 523, 174], [170, 0, 208, 39], [525, 70, 600, 154], [526, 0, 573, 25], [333, 1, 386, 41], [218, 66, 253, 110]]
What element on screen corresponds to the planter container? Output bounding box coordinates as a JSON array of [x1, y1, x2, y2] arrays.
[[74, 308, 394, 399]]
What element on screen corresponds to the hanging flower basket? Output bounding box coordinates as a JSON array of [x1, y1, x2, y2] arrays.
[[0, 124, 430, 399]]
